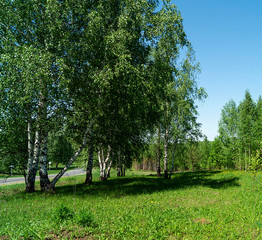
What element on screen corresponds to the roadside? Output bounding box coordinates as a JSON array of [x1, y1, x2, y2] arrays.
[[0, 168, 86, 186]]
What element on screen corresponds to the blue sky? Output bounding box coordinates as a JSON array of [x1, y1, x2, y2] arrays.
[[174, 0, 262, 141]]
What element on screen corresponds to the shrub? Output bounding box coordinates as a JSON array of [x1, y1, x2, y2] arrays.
[[74, 209, 94, 227], [52, 204, 74, 223]]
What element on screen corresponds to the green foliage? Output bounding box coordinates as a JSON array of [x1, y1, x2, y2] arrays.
[[74, 208, 94, 227], [0, 0, 206, 189], [48, 131, 73, 168], [250, 148, 262, 172], [0, 114, 27, 174], [208, 138, 225, 169], [52, 204, 95, 227], [215, 91, 262, 171], [52, 204, 74, 223]]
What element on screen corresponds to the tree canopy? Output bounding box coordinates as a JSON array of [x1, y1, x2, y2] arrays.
[[0, 0, 206, 191]]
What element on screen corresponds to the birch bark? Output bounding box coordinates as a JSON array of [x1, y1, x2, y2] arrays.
[[85, 124, 94, 185], [98, 146, 111, 180], [85, 144, 94, 185], [39, 132, 51, 191], [164, 127, 169, 179], [26, 99, 43, 193], [26, 125, 40, 192], [156, 126, 161, 177], [50, 125, 91, 189], [25, 118, 35, 192], [106, 160, 113, 179], [169, 140, 177, 179], [117, 151, 122, 177], [38, 94, 51, 191]]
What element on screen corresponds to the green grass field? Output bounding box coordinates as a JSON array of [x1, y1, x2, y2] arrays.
[[1, 169, 262, 239]]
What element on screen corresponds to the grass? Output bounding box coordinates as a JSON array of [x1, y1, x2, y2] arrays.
[[1, 169, 262, 239]]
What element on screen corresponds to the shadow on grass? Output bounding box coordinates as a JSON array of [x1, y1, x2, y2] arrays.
[[54, 170, 240, 197]]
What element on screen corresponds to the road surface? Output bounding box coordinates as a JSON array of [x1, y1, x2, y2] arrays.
[[0, 168, 86, 186]]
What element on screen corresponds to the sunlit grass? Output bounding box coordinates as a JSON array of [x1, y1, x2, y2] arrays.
[[1, 169, 262, 239]]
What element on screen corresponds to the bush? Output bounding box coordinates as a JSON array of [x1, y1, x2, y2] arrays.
[[74, 209, 94, 227], [52, 204, 74, 223]]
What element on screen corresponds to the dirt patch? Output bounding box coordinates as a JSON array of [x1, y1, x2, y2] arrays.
[[193, 218, 211, 225], [45, 229, 95, 240], [0, 235, 10, 240]]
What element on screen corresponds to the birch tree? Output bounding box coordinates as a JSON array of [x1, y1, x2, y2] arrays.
[[218, 100, 239, 168], [0, 0, 71, 192], [1, 0, 205, 191], [238, 91, 256, 170], [98, 145, 111, 181]]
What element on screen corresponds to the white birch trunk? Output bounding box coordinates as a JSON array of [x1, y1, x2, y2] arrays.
[[50, 124, 92, 189], [98, 148, 104, 180], [98, 145, 111, 180], [85, 124, 94, 184], [169, 140, 177, 179], [39, 132, 51, 191], [26, 119, 41, 192], [85, 144, 94, 185], [25, 118, 34, 190], [245, 148, 247, 172], [117, 151, 122, 177], [164, 127, 169, 179], [156, 126, 161, 177], [38, 94, 51, 191], [106, 160, 113, 179]]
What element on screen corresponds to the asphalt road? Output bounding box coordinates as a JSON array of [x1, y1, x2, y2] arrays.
[[0, 168, 86, 186]]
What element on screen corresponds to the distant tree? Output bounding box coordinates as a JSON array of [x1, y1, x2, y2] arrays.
[[168, 50, 206, 178], [208, 138, 225, 169], [254, 96, 262, 148], [238, 91, 256, 170], [198, 136, 211, 170], [218, 100, 238, 168]]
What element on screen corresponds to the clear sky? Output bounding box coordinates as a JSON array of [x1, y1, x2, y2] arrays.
[[174, 0, 262, 141]]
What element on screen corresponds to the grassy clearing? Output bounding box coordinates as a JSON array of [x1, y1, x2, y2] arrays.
[[1, 170, 262, 239]]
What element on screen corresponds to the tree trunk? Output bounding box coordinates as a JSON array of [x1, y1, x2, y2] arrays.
[[38, 94, 51, 191], [169, 141, 177, 179], [98, 148, 105, 180], [245, 147, 247, 172], [156, 126, 161, 177], [164, 128, 169, 179], [249, 137, 251, 171], [25, 118, 35, 192], [39, 132, 51, 191], [98, 146, 111, 181], [106, 160, 113, 179], [50, 125, 91, 189], [239, 148, 241, 171], [85, 143, 94, 185], [117, 151, 122, 177], [26, 119, 40, 193], [121, 162, 125, 177], [85, 124, 94, 185]]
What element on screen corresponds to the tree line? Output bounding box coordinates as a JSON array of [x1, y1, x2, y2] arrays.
[[140, 90, 262, 173], [0, 0, 206, 192], [213, 90, 262, 170]]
